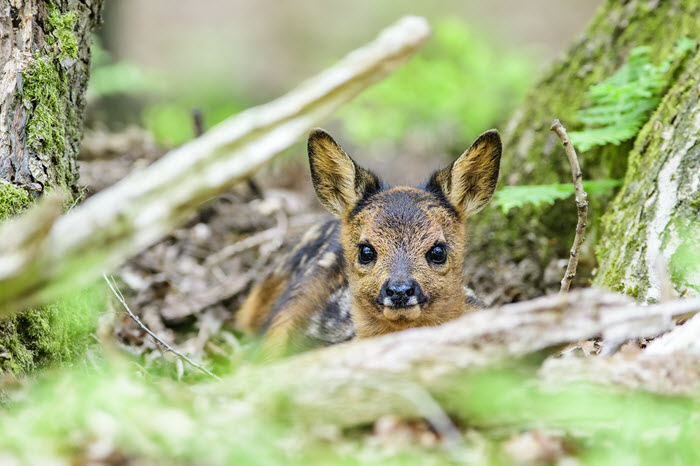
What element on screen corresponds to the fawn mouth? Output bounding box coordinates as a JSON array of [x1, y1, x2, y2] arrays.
[[382, 304, 421, 322]]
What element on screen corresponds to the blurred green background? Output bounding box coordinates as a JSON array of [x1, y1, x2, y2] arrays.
[[88, 0, 602, 151]]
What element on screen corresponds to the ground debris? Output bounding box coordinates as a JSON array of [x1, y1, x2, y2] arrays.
[[79, 128, 321, 370], [502, 429, 575, 466]]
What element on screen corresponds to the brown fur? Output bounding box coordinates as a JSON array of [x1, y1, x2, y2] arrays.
[[236, 129, 501, 353]]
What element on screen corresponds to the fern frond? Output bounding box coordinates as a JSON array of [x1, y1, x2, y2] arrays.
[[569, 38, 696, 152], [493, 180, 623, 213]]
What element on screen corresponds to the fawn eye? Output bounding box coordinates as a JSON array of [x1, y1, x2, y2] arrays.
[[358, 244, 376, 264], [427, 244, 447, 264]]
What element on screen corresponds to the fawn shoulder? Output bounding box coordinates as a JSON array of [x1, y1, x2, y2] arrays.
[[236, 129, 501, 353]]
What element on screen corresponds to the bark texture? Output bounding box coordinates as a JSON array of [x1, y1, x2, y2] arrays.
[[0, 0, 102, 205], [595, 50, 700, 301], [465, 0, 700, 302], [0, 0, 102, 375]]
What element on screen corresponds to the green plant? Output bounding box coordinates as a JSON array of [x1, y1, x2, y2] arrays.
[[569, 38, 696, 152], [88, 38, 164, 98], [341, 19, 534, 148], [493, 179, 622, 213]]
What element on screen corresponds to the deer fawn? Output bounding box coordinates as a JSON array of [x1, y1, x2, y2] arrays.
[[236, 128, 501, 354]]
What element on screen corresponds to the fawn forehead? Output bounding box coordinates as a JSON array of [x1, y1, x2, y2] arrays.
[[346, 187, 461, 248]]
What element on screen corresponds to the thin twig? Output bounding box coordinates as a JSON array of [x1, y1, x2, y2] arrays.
[[191, 107, 205, 137], [203, 227, 280, 267], [551, 119, 588, 294], [103, 273, 221, 380], [67, 186, 89, 212]]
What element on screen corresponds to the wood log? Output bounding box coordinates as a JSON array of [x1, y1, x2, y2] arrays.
[[209, 289, 700, 428]]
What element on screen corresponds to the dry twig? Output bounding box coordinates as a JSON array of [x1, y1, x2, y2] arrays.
[[551, 119, 588, 294], [191, 108, 205, 137], [103, 273, 221, 380]]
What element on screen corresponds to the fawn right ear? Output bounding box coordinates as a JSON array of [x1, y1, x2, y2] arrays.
[[308, 129, 382, 216]]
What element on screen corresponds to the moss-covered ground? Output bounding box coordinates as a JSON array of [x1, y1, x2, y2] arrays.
[[0, 285, 105, 378], [0, 184, 34, 221], [0, 357, 699, 464]]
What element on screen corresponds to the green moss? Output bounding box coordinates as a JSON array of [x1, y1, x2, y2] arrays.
[[22, 57, 66, 165], [0, 285, 106, 376], [21, 55, 78, 190], [625, 285, 640, 299], [0, 184, 34, 222], [17, 5, 82, 192], [47, 10, 78, 60]]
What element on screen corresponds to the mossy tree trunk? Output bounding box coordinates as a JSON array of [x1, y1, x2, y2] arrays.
[[465, 0, 700, 302], [0, 0, 102, 218], [595, 50, 700, 302], [0, 0, 102, 375]]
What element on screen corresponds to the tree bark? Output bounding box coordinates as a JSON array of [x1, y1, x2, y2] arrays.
[[594, 50, 700, 301], [464, 0, 700, 302], [0, 0, 102, 213], [0, 0, 102, 375]]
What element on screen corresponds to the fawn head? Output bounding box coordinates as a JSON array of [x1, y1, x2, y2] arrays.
[[308, 129, 501, 337]]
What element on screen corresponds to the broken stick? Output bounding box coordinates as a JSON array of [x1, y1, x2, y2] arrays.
[[551, 119, 588, 294]]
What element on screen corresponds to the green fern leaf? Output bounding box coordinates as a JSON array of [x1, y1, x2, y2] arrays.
[[569, 38, 696, 152], [493, 179, 623, 213]]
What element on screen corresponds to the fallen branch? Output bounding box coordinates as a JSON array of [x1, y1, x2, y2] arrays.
[[207, 289, 700, 428], [645, 310, 700, 355], [540, 350, 700, 396], [551, 119, 588, 294], [103, 274, 221, 380], [0, 16, 430, 315]]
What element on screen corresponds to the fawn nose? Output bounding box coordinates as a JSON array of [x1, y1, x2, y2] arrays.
[[379, 279, 425, 308]]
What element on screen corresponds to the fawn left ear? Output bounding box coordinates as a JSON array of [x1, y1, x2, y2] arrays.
[[308, 129, 383, 216], [427, 129, 502, 218]]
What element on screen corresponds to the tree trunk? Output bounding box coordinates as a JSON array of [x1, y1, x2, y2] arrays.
[[465, 0, 700, 302], [0, 0, 102, 375], [594, 50, 700, 301], [0, 0, 102, 216]]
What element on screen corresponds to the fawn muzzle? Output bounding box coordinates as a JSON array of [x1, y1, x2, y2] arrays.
[[378, 278, 426, 321]]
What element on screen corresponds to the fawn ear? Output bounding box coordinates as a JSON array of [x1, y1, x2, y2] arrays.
[[427, 129, 501, 218], [308, 129, 382, 216]]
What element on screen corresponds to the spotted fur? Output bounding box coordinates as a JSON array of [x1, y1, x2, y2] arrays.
[[236, 128, 501, 354]]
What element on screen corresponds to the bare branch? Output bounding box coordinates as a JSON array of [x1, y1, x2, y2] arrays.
[[0, 16, 431, 315], [551, 119, 588, 294], [208, 290, 700, 428], [103, 274, 221, 381], [645, 310, 700, 355]]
